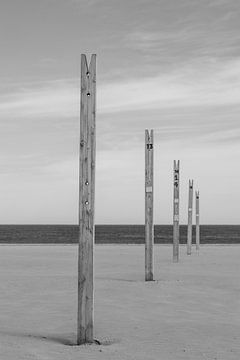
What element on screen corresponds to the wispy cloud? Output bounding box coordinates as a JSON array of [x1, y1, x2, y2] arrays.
[[99, 59, 240, 112], [125, 29, 195, 52], [0, 80, 79, 119], [1, 58, 240, 120], [124, 25, 240, 59]]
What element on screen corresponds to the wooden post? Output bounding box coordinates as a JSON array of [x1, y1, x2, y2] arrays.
[[187, 180, 193, 255], [77, 54, 96, 345], [173, 160, 180, 262], [196, 190, 200, 251], [145, 129, 154, 281]]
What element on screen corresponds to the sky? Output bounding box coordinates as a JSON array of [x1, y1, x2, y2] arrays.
[[0, 0, 240, 224]]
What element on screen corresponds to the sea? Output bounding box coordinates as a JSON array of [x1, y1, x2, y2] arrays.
[[0, 225, 239, 244]]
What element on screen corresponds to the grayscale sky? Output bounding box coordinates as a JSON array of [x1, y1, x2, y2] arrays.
[[0, 0, 240, 224]]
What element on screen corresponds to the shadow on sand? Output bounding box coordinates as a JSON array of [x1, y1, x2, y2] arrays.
[[0, 330, 76, 346], [0, 330, 119, 347]]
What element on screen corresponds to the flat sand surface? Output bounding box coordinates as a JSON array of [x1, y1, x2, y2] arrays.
[[0, 245, 239, 360]]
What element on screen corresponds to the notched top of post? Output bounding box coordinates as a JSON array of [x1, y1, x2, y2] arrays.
[[81, 54, 96, 77], [174, 160, 180, 171], [145, 129, 154, 146]]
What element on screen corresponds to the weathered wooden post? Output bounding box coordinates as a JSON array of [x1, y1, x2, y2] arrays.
[[196, 190, 200, 251], [187, 180, 193, 255], [77, 54, 96, 345], [173, 160, 180, 262], [145, 129, 154, 281]]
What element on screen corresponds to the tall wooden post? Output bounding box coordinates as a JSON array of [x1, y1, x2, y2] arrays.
[[145, 129, 154, 281], [173, 160, 180, 262], [77, 54, 96, 345], [187, 180, 193, 255], [196, 191, 200, 251]]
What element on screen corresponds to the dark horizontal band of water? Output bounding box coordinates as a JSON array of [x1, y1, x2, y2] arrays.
[[0, 225, 239, 244]]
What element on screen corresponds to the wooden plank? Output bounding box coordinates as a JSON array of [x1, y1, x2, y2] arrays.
[[187, 180, 193, 255], [77, 54, 96, 345], [145, 129, 154, 281], [196, 190, 200, 251], [173, 160, 180, 262]]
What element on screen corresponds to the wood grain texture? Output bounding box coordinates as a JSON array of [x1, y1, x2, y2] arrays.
[[145, 129, 154, 281], [196, 191, 200, 251], [173, 160, 180, 262], [187, 180, 193, 255], [77, 54, 96, 345]]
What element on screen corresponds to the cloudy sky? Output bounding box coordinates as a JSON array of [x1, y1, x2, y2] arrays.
[[0, 0, 240, 224]]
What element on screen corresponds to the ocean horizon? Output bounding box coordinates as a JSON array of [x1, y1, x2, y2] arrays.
[[0, 224, 239, 244]]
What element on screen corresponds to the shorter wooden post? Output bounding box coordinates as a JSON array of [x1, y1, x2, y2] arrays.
[[173, 160, 180, 262], [187, 180, 193, 255], [145, 129, 154, 281], [196, 191, 200, 251]]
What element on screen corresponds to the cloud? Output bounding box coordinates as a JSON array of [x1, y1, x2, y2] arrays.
[[124, 25, 240, 59], [0, 79, 79, 119], [99, 58, 240, 112], [1, 58, 240, 120], [125, 29, 196, 52]]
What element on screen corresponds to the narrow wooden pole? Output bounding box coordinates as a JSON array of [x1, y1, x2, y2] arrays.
[[77, 54, 96, 345], [196, 190, 200, 251], [145, 129, 154, 281], [173, 160, 180, 262], [187, 180, 193, 255]]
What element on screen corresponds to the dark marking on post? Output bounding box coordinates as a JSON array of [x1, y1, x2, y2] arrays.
[[147, 143, 153, 150]]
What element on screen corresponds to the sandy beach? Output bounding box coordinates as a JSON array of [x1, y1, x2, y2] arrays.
[[0, 244, 239, 360]]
